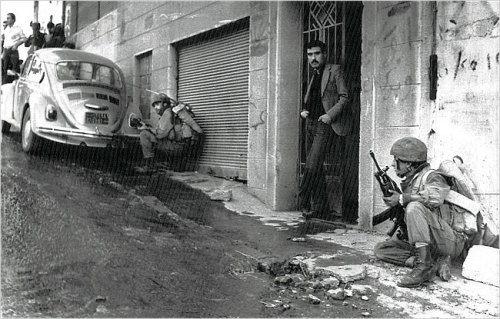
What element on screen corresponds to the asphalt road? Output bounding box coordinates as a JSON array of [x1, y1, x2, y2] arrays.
[[1, 131, 405, 318]]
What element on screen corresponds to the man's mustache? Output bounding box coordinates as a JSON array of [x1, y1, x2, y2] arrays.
[[311, 60, 318, 63]]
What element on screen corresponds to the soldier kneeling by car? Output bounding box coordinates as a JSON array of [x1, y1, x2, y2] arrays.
[[132, 93, 203, 173]]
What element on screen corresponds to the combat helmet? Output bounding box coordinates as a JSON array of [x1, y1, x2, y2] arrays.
[[390, 137, 427, 162], [152, 93, 171, 107]]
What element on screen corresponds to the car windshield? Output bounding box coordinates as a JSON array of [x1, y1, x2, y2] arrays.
[[56, 61, 122, 88]]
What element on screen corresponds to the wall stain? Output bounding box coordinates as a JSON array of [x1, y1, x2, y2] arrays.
[[487, 54, 491, 69], [250, 14, 269, 57], [388, 2, 411, 17], [383, 25, 397, 41], [496, 52, 499, 64], [454, 51, 462, 79]]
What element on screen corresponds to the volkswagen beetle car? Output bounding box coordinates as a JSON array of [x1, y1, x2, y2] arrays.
[[1, 48, 139, 153]]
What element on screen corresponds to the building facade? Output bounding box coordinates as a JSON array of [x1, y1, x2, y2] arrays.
[[66, 1, 499, 230]]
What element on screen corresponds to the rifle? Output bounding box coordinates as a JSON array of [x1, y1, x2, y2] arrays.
[[369, 150, 408, 240]]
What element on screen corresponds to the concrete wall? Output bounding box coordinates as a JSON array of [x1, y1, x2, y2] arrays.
[[360, 1, 499, 230], [69, 1, 302, 211]]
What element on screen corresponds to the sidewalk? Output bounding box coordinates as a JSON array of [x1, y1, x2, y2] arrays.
[[170, 171, 499, 318]]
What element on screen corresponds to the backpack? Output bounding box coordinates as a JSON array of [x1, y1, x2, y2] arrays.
[[422, 159, 498, 248]]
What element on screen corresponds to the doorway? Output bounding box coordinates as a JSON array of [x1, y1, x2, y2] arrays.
[[299, 1, 362, 223]]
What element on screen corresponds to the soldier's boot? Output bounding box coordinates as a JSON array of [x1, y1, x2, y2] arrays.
[[397, 245, 436, 288], [135, 157, 157, 174], [436, 255, 452, 281]]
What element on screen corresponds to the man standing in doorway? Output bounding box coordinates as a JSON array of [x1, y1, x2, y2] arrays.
[[2, 13, 26, 83], [298, 40, 351, 220]]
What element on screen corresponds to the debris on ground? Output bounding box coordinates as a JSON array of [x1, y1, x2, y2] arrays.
[[208, 189, 232, 201]]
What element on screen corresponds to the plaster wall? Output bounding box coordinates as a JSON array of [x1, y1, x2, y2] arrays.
[[360, 1, 499, 230], [69, 1, 302, 210]]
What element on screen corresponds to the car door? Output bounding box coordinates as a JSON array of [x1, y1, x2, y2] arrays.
[[13, 55, 34, 123]]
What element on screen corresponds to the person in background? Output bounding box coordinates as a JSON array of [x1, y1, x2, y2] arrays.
[[25, 22, 46, 55], [45, 23, 65, 48], [298, 40, 351, 221], [44, 21, 54, 45], [2, 13, 26, 83]]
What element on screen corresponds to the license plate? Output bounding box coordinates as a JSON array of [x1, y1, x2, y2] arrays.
[[85, 112, 109, 125]]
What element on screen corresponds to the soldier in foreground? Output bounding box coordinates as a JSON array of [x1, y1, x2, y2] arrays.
[[373, 137, 467, 288]]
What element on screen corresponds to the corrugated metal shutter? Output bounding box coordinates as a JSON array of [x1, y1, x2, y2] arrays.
[[177, 24, 249, 179]]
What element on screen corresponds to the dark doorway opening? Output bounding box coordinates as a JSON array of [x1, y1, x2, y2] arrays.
[[299, 1, 362, 223]]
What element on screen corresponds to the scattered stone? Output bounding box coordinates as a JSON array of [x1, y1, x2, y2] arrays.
[[274, 274, 306, 285], [308, 294, 321, 304], [462, 245, 499, 287], [361, 296, 369, 301], [364, 265, 381, 279], [95, 296, 107, 302], [309, 280, 323, 289], [352, 304, 358, 309], [304, 287, 315, 294], [326, 288, 345, 300], [343, 301, 349, 306], [258, 257, 285, 275], [95, 304, 109, 314], [282, 303, 291, 311], [108, 181, 124, 191], [208, 189, 232, 201], [321, 276, 340, 289], [316, 265, 367, 283], [290, 237, 306, 242], [345, 289, 353, 297], [333, 228, 347, 234], [361, 311, 371, 317], [351, 284, 373, 295]]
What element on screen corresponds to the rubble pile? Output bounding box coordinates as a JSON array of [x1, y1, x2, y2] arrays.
[[257, 254, 376, 316]]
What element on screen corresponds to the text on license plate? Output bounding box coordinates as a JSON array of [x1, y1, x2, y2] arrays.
[[85, 112, 109, 125]]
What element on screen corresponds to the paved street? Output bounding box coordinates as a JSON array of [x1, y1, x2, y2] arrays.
[[1, 130, 498, 318]]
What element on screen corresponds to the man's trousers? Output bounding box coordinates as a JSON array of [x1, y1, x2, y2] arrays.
[[374, 202, 467, 266]]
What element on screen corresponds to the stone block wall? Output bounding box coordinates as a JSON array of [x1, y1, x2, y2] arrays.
[[69, 1, 303, 211]]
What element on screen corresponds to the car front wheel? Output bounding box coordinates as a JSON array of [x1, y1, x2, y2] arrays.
[[21, 109, 42, 153]]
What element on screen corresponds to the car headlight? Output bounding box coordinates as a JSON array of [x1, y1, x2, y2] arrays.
[[45, 105, 57, 121]]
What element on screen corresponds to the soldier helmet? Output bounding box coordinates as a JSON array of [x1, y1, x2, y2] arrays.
[[152, 93, 171, 107], [390, 137, 427, 162]]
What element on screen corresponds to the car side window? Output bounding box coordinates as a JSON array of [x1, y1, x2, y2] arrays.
[[26, 57, 44, 83]]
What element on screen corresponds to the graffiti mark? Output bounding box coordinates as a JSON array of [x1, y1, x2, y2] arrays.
[[497, 52, 499, 64], [445, 68, 448, 75], [450, 19, 457, 25], [383, 25, 397, 41], [388, 2, 410, 17], [250, 110, 266, 130], [470, 60, 477, 71], [461, 58, 467, 69], [428, 128, 436, 138], [454, 51, 462, 79], [250, 14, 269, 57], [487, 54, 491, 69]]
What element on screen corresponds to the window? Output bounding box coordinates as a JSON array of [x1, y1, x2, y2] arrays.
[[55, 61, 122, 88], [136, 51, 152, 119]]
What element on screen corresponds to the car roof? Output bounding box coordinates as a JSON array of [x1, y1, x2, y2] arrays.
[[35, 48, 119, 68]]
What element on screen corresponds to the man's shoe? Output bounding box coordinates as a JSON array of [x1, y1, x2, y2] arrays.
[[436, 255, 452, 281], [397, 245, 436, 288]]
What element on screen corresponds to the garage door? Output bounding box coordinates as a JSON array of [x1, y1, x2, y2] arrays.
[[177, 20, 249, 179]]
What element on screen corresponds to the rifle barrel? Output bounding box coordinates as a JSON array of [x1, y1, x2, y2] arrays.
[[369, 150, 383, 172]]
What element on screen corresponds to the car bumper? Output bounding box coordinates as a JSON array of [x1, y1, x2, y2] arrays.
[[37, 126, 140, 148]]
